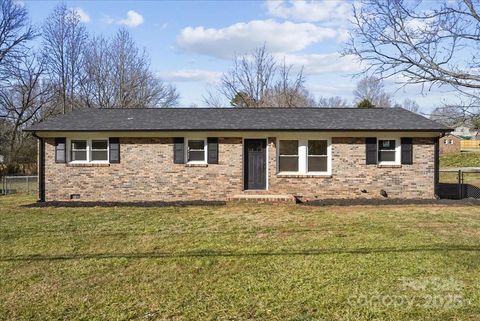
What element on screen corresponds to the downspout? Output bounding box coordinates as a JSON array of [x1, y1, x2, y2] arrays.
[[434, 132, 447, 199], [32, 132, 45, 202]]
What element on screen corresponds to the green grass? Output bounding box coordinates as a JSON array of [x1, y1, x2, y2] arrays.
[[1, 195, 480, 320], [440, 152, 480, 168]]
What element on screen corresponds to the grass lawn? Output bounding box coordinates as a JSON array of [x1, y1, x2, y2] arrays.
[[440, 152, 480, 168], [1, 195, 480, 320]]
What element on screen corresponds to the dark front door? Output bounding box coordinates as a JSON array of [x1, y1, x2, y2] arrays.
[[244, 139, 267, 190]]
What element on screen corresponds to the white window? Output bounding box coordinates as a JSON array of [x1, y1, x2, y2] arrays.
[[449, 140, 454, 145], [91, 140, 108, 161], [278, 139, 331, 175], [278, 140, 298, 172], [444, 139, 448, 144], [68, 139, 109, 163], [308, 140, 328, 172], [377, 138, 400, 165], [186, 139, 207, 163], [71, 140, 87, 162]]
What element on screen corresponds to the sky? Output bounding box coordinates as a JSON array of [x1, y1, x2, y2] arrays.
[[22, 0, 458, 112]]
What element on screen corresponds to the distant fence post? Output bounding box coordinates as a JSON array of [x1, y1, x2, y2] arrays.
[[458, 170, 462, 199]]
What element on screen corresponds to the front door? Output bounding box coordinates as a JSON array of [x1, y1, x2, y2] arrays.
[[244, 139, 267, 190]]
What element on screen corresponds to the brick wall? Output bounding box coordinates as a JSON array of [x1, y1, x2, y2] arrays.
[[267, 137, 435, 199], [43, 136, 436, 201], [439, 134, 461, 154]]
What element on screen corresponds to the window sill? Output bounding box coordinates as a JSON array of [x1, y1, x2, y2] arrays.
[[377, 164, 402, 168], [66, 163, 110, 167], [277, 173, 332, 178], [185, 163, 208, 167]]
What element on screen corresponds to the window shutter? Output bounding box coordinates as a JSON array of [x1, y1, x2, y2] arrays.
[[109, 138, 120, 163], [365, 137, 377, 165], [55, 138, 66, 163], [173, 137, 185, 164], [401, 137, 413, 165], [207, 137, 218, 164]]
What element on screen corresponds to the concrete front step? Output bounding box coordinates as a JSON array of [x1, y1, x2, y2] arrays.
[[228, 194, 296, 203]]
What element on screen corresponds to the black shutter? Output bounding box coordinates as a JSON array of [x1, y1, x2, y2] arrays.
[[55, 137, 66, 163], [207, 137, 218, 164], [109, 138, 120, 163], [173, 137, 185, 164], [401, 137, 413, 165], [365, 137, 377, 165]]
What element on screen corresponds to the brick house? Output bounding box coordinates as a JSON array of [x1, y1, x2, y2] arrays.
[[25, 107, 450, 202], [439, 134, 461, 154]]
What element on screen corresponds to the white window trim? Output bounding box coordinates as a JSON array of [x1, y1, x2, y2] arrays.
[[276, 138, 332, 176], [307, 140, 330, 174], [278, 140, 299, 174], [377, 138, 401, 165], [67, 138, 110, 164], [185, 138, 207, 164]]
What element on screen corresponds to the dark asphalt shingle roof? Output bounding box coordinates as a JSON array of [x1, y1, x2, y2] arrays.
[[24, 107, 451, 132]]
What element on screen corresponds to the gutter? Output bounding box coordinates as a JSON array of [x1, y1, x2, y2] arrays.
[[24, 128, 453, 133], [31, 132, 45, 202]]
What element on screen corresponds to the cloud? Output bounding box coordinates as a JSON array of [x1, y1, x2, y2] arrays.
[[279, 53, 363, 75], [266, 0, 351, 24], [104, 10, 144, 27], [177, 19, 337, 59], [155, 22, 168, 29], [159, 69, 222, 83], [118, 10, 144, 27], [72, 7, 91, 23]]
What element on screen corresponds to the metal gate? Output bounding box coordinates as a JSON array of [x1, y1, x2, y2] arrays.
[[438, 169, 480, 199]]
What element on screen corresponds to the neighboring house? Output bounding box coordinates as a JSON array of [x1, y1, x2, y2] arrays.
[[25, 107, 450, 202], [439, 134, 461, 154], [452, 125, 474, 139]]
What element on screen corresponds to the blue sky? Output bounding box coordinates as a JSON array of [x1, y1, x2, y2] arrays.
[[23, 0, 456, 111]]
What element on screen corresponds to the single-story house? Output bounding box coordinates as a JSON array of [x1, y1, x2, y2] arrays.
[[25, 107, 451, 202], [452, 125, 474, 139], [439, 133, 461, 154]]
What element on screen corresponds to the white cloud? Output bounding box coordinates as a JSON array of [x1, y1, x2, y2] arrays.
[[157, 22, 168, 29], [177, 19, 337, 59], [279, 53, 363, 75], [104, 10, 144, 27], [118, 10, 144, 27], [72, 7, 91, 23], [159, 69, 222, 83], [266, 0, 351, 24]]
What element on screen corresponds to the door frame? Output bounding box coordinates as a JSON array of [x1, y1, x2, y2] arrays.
[[242, 138, 269, 191]]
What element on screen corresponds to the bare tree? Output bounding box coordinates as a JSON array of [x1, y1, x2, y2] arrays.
[[80, 35, 115, 108], [0, 53, 53, 168], [0, 0, 36, 79], [42, 4, 88, 114], [430, 102, 480, 127], [202, 89, 226, 107], [317, 96, 350, 108], [267, 62, 316, 107], [353, 76, 392, 107], [395, 98, 420, 113], [346, 0, 480, 105], [211, 45, 313, 108], [82, 29, 179, 108]]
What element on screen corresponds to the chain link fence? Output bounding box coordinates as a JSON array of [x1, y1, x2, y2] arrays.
[[438, 169, 480, 199], [1, 176, 38, 195]]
